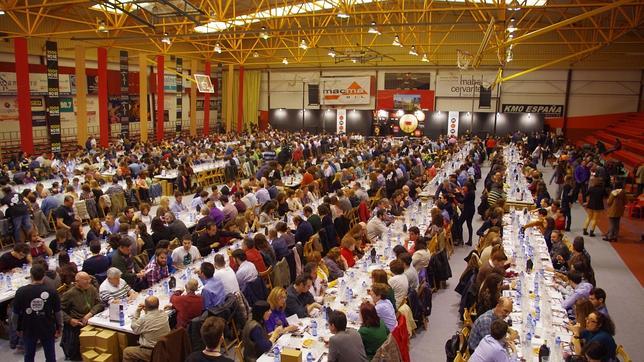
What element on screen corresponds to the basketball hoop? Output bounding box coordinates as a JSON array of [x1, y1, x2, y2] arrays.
[[457, 49, 473, 70]]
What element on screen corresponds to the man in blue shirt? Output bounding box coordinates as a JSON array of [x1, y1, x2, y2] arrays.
[[589, 288, 609, 317], [470, 319, 511, 362], [469, 297, 513, 351], [293, 216, 314, 244], [199, 262, 225, 310]]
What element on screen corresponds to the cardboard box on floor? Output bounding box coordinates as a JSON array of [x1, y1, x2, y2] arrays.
[[80, 326, 134, 362]]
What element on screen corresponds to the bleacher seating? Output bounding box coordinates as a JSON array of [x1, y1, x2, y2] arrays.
[[576, 112, 644, 172]]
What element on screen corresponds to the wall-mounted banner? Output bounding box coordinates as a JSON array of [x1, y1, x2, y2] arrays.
[[321, 76, 371, 105], [447, 111, 459, 137], [120, 51, 130, 137], [501, 104, 564, 118], [336, 109, 347, 134], [176, 58, 183, 132], [0, 72, 73, 96], [435, 71, 497, 98], [46, 41, 61, 153]]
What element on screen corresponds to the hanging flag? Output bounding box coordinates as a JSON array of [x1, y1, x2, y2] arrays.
[[45, 41, 61, 153], [176, 58, 183, 133], [447, 111, 459, 137], [119, 50, 129, 138], [214, 63, 223, 132], [336, 109, 347, 134]]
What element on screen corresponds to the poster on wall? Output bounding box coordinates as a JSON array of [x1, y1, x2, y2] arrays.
[[336, 109, 346, 134], [447, 111, 459, 137], [394, 94, 422, 111], [321, 76, 371, 105], [0, 96, 46, 126], [46, 41, 61, 153], [436, 71, 497, 98], [176, 58, 183, 132], [120, 50, 130, 137]]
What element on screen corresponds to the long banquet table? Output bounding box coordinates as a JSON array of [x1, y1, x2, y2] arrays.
[[501, 208, 573, 361]]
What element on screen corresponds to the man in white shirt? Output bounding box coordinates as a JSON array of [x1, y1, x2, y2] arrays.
[[171, 235, 201, 269], [231, 249, 258, 290], [170, 191, 188, 214], [367, 209, 388, 240], [241, 186, 258, 210], [213, 254, 240, 295], [191, 190, 209, 209]]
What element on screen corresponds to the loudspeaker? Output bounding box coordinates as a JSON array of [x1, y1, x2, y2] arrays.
[[479, 85, 492, 108], [308, 84, 319, 105]]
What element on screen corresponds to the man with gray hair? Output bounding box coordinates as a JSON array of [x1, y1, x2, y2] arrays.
[[168, 278, 203, 329], [123, 296, 170, 362], [99, 267, 138, 304]]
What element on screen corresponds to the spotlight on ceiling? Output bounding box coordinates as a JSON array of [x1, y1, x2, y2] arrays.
[[282, 57, 289, 65], [161, 33, 171, 45], [214, 43, 222, 53], [409, 45, 418, 56], [392, 35, 402, 47], [421, 53, 429, 62], [260, 26, 270, 40], [253, 51, 259, 58], [368, 21, 381, 35], [299, 40, 308, 50], [395, 109, 405, 117], [328, 48, 336, 58]]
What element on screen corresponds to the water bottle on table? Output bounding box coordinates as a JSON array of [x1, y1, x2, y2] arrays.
[[307, 352, 314, 362], [273, 346, 280, 362], [118, 304, 125, 326], [311, 319, 318, 337]]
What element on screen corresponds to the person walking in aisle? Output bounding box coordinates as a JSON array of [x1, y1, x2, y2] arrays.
[[12, 264, 63, 362], [582, 178, 605, 237], [604, 178, 626, 242]]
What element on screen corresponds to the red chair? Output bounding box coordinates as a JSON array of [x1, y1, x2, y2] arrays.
[[625, 195, 644, 218]]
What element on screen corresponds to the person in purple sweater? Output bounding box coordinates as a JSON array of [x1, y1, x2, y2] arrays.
[[572, 160, 590, 204]]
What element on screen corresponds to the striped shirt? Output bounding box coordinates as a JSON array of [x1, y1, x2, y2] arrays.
[[99, 278, 132, 304]]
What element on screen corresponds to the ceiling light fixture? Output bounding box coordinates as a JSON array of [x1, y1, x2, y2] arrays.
[[214, 43, 222, 53], [260, 26, 270, 40], [97, 20, 108, 33], [282, 57, 289, 64], [337, 11, 350, 19], [506, 45, 514, 63], [409, 45, 418, 56], [392, 35, 402, 47], [507, 0, 521, 11], [161, 33, 171, 45], [507, 18, 517, 33], [0, 10, 5, 15], [351, 58, 357, 63], [299, 39, 308, 50], [421, 53, 429, 62], [368, 21, 381, 35], [253, 51, 259, 58], [328, 48, 336, 58]]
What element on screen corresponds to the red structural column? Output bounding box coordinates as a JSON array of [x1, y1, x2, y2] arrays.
[[14, 38, 34, 154], [203, 61, 211, 135], [237, 65, 244, 133], [156, 55, 164, 142], [97, 48, 109, 148]]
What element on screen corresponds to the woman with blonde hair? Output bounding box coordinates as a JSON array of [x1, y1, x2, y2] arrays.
[[265, 287, 299, 333], [340, 236, 358, 268]]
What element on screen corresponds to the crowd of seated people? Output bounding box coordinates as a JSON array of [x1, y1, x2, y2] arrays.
[[457, 139, 619, 361], [0, 129, 629, 361]]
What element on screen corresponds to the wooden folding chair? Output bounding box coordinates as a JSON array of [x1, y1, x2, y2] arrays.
[[617, 344, 632, 362], [259, 265, 274, 290]]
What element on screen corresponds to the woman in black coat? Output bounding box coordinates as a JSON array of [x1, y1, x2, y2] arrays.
[[457, 182, 477, 246], [583, 177, 605, 237]]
